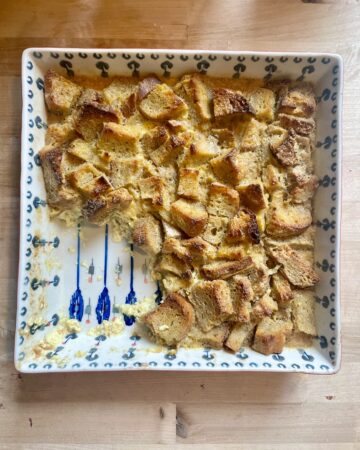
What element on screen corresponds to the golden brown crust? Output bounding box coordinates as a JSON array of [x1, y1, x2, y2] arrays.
[[187, 324, 230, 349], [132, 215, 162, 255], [213, 88, 254, 118], [143, 293, 195, 346], [210, 149, 243, 186], [271, 272, 294, 307], [177, 168, 201, 200], [268, 244, 319, 288], [44, 69, 82, 114], [190, 280, 234, 331], [181, 74, 212, 120], [201, 257, 254, 280], [278, 84, 316, 118], [278, 113, 315, 137], [139, 83, 188, 120], [237, 183, 267, 212], [170, 199, 208, 237], [208, 182, 240, 218], [269, 128, 299, 167], [252, 317, 293, 355], [226, 209, 260, 245], [82, 187, 132, 224], [291, 290, 317, 336], [74, 102, 119, 141], [225, 323, 255, 352], [138, 75, 161, 101], [67, 163, 112, 198], [266, 192, 312, 238]]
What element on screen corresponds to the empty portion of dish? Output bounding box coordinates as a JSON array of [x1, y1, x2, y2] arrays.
[[39, 69, 319, 355]]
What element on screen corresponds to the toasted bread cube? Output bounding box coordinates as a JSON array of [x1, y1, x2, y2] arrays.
[[202, 215, 229, 245], [141, 126, 169, 151], [264, 226, 315, 251], [139, 176, 170, 211], [278, 113, 315, 137], [202, 257, 254, 280], [262, 164, 285, 193], [149, 134, 185, 166], [143, 293, 194, 346], [182, 237, 216, 264], [182, 74, 212, 120], [82, 187, 132, 224], [190, 280, 233, 331], [246, 261, 270, 298], [39, 145, 64, 196], [132, 215, 162, 255], [249, 88, 275, 122], [216, 245, 246, 261], [110, 156, 144, 188], [210, 149, 243, 186], [139, 83, 188, 120], [187, 324, 229, 349], [237, 182, 267, 212], [226, 209, 260, 245], [269, 126, 299, 167], [180, 136, 219, 167], [266, 191, 312, 238], [163, 237, 215, 265], [74, 101, 119, 141], [240, 118, 267, 152], [208, 183, 239, 218], [291, 290, 317, 336], [213, 88, 254, 118], [45, 120, 77, 146], [98, 123, 139, 156], [67, 163, 111, 198], [228, 275, 254, 323], [288, 166, 318, 204], [39, 145, 80, 208], [44, 69, 82, 114], [67, 139, 110, 173], [171, 199, 208, 237], [269, 244, 319, 288], [157, 253, 192, 280], [252, 317, 293, 355], [162, 237, 190, 261], [278, 84, 316, 118], [103, 79, 138, 104], [225, 323, 254, 352], [271, 272, 294, 307], [137, 75, 162, 101], [252, 293, 279, 322], [177, 168, 201, 200]]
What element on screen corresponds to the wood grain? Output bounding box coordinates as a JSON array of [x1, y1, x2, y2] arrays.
[[0, 0, 359, 448]]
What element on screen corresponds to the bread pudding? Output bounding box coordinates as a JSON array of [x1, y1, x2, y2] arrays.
[[39, 69, 319, 355]]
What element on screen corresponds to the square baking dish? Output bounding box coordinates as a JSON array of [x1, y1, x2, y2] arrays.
[[16, 48, 342, 373]]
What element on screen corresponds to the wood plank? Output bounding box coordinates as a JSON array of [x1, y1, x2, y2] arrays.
[[0, 0, 359, 446]]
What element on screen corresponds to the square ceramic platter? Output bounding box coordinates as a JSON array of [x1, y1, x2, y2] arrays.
[[16, 48, 343, 373]]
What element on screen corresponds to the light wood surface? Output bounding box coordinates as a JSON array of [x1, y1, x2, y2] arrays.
[[0, 0, 359, 448]]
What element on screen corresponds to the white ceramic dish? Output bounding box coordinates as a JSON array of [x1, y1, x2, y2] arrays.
[[16, 48, 342, 373]]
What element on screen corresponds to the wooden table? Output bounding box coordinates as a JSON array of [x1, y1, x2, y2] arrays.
[[0, 1, 359, 448]]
